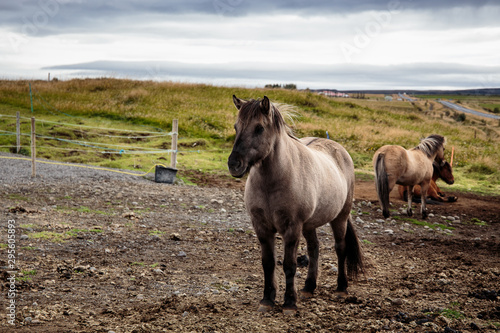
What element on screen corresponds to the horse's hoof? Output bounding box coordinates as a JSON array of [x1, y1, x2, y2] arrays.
[[448, 196, 458, 202], [283, 306, 297, 315], [422, 211, 428, 219], [300, 290, 314, 299], [334, 290, 348, 298], [406, 209, 413, 217], [257, 304, 273, 313]]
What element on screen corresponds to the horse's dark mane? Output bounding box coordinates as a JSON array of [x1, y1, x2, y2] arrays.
[[415, 134, 445, 158], [238, 98, 297, 139]]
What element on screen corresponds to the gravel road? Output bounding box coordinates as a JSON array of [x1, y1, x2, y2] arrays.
[[439, 100, 500, 120], [0, 152, 152, 185]]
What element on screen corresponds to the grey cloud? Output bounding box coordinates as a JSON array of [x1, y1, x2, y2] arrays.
[[2, 0, 497, 38], [43, 60, 499, 89]]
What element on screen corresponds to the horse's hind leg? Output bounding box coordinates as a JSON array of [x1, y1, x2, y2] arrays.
[[330, 219, 348, 296], [300, 228, 319, 299], [406, 185, 414, 217], [256, 231, 277, 312], [420, 182, 430, 219]]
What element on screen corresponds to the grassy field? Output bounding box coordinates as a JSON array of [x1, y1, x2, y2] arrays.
[[0, 79, 499, 195]]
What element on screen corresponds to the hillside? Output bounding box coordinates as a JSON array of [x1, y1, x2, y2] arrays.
[[0, 79, 498, 195], [314, 88, 500, 96]]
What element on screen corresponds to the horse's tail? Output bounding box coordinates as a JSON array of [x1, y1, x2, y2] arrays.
[[345, 215, 364, 279], [374, 153, 391, 218]]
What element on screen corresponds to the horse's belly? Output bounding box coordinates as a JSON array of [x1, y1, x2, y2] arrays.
[[245, 179, 348, 233], [302, 176, 349, 228], [396, 170, 428, 186]]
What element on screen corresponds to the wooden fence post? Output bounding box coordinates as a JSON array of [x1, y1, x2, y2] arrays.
[[16, 112, 20, 153], [31, 117, 36, 178], [171, 119, 178, 169]]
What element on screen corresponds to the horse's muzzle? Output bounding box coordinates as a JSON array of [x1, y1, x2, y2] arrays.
[[228, 154, 246, 178]]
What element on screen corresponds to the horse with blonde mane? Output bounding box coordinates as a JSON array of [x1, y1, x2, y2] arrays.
[[373, 135, 446, 219], [228, 96, 364, 315]]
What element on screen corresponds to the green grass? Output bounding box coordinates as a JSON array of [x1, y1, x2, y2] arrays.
[[469, 218, 488, 226], [22, 269, 37, 276], [130, 262, 145, 266], [66, 228, 103, 237], [424, 302, 464, 320], [148, 230, 165, 236], [16, 276, 33, 282], [440, 302, 465, 320], [7, 194, 28, 201], [75, 206, 110, 215], [0, 243, 8, 249], [393, 216, 455, 230], [29, 231, 72, 243], [29, 228, 102, 242], [16, 269, 37, 281], [1, 79, 498, 195], [56, 205, 113, 215], [479, 103, 500, 113]]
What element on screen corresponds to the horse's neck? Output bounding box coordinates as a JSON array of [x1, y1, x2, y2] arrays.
[[414, 148, 439, 162], [429, 151, 440, 161], [258, 135, 297, 179]]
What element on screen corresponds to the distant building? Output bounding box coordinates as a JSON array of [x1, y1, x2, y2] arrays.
[[318, 90, 349, 98], [384, 95, 393, 101]]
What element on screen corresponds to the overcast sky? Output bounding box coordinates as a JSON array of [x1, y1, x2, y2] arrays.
[[1, 0, 499, 90]]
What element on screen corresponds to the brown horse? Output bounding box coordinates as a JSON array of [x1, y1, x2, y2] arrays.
[[398, 160, 458, 204], [373, 134, 446, 219], [228, 96, 364, 315]]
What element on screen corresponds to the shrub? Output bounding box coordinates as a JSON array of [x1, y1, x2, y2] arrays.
[[454, 113, 466, 122]]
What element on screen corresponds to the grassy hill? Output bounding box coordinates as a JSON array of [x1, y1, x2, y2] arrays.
[[0, 78, 498, 195]]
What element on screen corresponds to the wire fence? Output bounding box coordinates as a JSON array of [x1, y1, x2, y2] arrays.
[[0, 117, 176, 155], [0, 85, 235, 178]]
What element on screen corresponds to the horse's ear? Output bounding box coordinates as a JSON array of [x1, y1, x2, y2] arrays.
[[233, 95, 245, 110], [260, 96, 270, 115]]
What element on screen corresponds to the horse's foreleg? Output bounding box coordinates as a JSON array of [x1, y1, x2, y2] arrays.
[[256, 232, 277, 312], [300, 228, 319, 299], [420, 182, 430, 219], [282, 229, 300, 315], [406, 185, 413, 217]]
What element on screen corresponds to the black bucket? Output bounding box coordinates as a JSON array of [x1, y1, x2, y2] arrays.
[[155, 165, 178, 184]]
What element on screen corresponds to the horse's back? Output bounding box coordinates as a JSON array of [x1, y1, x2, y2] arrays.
[[373, 145, 407, 168], [300, 137, 354, 176]]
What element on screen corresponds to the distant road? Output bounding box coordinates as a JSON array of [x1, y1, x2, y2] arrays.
[[398, 93, 415, 102], [439, 100, 500, 120]]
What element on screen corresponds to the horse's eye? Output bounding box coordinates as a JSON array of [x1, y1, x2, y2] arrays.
[[254, 125, 264, 135]]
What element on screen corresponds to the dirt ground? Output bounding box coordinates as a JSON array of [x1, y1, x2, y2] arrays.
[[1, 173, 499, 332]]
